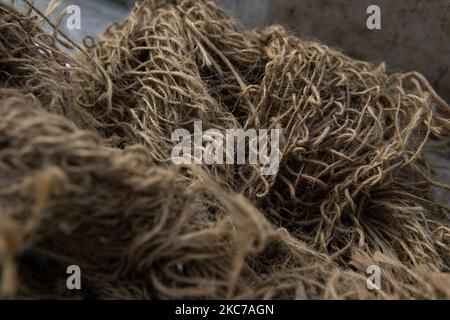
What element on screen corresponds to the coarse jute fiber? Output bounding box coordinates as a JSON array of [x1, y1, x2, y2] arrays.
[[0, 0, 449, 299]]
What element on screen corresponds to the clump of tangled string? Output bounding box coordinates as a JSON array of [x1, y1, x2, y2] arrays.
[[0, 0, 449, 299]]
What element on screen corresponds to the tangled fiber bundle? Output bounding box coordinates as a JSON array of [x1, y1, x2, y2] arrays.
[[0, 0, 449, 299]]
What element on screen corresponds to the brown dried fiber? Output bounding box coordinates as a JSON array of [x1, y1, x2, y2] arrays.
[[0, 0, 449, 299]]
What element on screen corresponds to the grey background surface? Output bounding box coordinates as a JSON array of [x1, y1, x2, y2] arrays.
[[10, 0, 449, 101]]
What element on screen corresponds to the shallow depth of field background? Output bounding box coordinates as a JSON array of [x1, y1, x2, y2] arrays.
[[16, 0, 449, 101]]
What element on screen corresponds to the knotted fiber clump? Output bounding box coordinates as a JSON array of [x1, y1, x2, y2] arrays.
[[0, 0, 449, 299]]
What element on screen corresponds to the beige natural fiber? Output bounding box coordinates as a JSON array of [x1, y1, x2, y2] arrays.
[[0, 0, 449, 299]]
